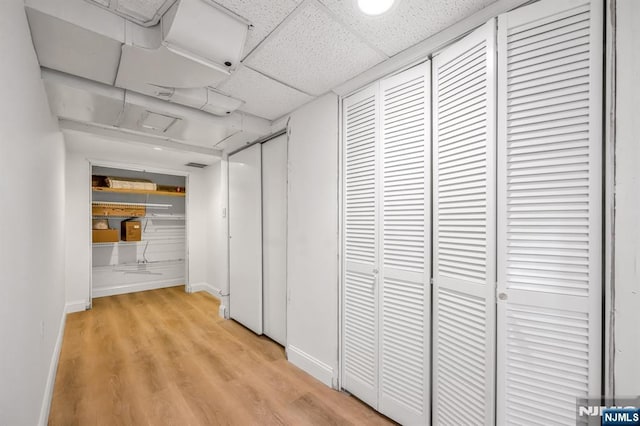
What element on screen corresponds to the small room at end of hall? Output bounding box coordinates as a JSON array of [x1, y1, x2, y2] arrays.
[[1, 0, 639, 425]]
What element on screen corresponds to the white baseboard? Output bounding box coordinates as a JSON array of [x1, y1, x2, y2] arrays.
[[189, 283, 228, 318], [189, 282, 222, 299], [92, 279, 183, 298], [286, 345, 335, 388], [65, 300, 88, 313], [38, 310, 66, 426]]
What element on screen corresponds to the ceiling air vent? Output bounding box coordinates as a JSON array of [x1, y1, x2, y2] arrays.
[[139, 110, 180, 132], [185, 162, 208, 168]]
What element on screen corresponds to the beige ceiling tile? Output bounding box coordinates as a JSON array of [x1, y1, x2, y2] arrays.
[[321, 0, 496, 56], [212, 0, 300, 56], [244, 0, 386, 96]]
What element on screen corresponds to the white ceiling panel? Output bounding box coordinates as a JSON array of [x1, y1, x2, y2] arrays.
[[320, 0, 496, 56], [212, 0, 299, 57], [26, 8, 122, 85], [244, 0, 386, 96], [217, 66, 313, 120]]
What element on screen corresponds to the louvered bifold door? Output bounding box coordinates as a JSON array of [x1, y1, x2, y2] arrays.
[[379, 63, 430, 425], [496, 0, 602, 424], [432, 20, 497, 426], [342, 84, 379, 408]]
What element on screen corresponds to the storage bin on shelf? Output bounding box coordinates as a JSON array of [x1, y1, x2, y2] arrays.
[[92, 229, 119, 243], [121, 220, 142, 242]]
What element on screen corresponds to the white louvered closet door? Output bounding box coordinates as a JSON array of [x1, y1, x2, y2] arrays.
[[496, 0, 602, 424], [342, 84, 379, 408], [432, 20, 497, 426], [379, 63, 430, 425]]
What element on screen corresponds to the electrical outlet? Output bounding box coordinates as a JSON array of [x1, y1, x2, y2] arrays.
[[222, 207, 227, 218]]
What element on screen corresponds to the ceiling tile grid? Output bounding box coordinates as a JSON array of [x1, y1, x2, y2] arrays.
[[212, 0, 300, 57], [217, 65, 313, 120], [320, 0, 496, 57], [243, 0, 387, 96]]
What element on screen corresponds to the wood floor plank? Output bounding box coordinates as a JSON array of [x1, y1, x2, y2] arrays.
[[49, 287, 395, 426]]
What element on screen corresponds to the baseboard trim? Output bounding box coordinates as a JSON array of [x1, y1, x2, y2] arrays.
[[65, 300, 87, 313], [189, 282, 222, 300], [286, 345, 335, 388], [38, 310, 66, 426], [92, 280, 183, 298], [190, 283, 228, 318]]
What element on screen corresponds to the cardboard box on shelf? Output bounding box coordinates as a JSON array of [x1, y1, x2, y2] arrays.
[[92, 229, 119, 243], [121, 220, 142, 241]]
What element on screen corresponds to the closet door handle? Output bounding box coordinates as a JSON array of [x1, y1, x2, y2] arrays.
[[371, 268, 379, 293]]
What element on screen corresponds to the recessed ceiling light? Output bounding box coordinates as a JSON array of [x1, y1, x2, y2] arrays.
[[357, 0, 395, 16], [153, 147, 163, 151]]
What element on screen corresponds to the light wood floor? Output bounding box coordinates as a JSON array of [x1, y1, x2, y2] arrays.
[[49, 286, 394, 425]]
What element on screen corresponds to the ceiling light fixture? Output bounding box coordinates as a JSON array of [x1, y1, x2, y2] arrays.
[[357, 0, 395, 16], [153, 147, 163, 151]]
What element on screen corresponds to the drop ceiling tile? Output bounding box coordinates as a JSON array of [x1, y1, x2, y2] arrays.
[[212, 0, 299, 56], [244, 0, 386, 96], [217, 66, 313, 120], [320, 0, 496, 56]]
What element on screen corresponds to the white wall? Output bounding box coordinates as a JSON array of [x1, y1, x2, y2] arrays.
[[205, 160, 229, 305], [613, 0, 640, 397], [187, 168, 208, 289], [65, 151, 91, 311], [284, 93, 340, 387], [0, 1, 67, 424]]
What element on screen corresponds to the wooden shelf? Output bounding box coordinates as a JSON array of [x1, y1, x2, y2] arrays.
[[92, 215, 186, 220], [92, 187, 186, 197], [93, 241, 142, 246]]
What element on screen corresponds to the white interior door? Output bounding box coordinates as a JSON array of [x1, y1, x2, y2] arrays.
[[342, 84, 379, 409], [378, 62, 431, 425], [432, 20, 497, 426], [229, 143, 263, 335], [496, 0, 602, 423], [262, 135, 287, 346]]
